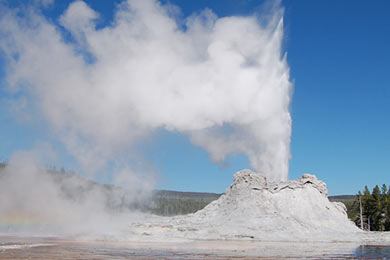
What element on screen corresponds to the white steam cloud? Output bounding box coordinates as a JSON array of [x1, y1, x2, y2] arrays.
[[0, 0, 292, 181], [0, 153, 139, 236]]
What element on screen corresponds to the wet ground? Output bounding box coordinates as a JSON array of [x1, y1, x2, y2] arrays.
[[1, 236, 390, 259]]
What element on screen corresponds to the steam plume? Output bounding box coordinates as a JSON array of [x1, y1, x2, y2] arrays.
[[0, 153, 136, 235], [0, 0, 292, 181]]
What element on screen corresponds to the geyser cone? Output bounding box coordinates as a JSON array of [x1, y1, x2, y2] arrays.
[[187, 170, 361, 241], [129, 170, 362, 242]]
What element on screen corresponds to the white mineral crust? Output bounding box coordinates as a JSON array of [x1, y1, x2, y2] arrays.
[[127, 170, 369, 242]]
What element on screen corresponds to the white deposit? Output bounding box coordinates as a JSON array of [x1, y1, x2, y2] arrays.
[[125, 170, 385, 243]]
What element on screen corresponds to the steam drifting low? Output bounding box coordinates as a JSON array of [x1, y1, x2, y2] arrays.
[[0, 0, 292, 181]]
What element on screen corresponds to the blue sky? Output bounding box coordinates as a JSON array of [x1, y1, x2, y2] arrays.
[[0, 0, 389, 195]]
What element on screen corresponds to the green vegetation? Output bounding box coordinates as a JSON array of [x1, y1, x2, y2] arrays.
[[148, 197, 211, 216], [344, 184, 390, 231], [328, 195, 355, 203], [148, 190, 220, 216]]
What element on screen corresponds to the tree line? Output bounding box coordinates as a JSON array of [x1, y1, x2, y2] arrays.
[[346, 184, 390, 231], [148, 197, 210, 216]]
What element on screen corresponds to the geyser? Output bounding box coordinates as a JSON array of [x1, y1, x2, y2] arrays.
[[0, 0, 292, 182], [128, 170, 363, 242]]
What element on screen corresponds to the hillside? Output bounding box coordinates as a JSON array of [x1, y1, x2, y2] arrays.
[[0, 164, 354, 216], [328, 195, 355, 202]]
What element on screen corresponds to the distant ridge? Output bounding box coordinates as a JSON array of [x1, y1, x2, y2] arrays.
[[328, 195, 355, 202], [154, 189, 354, 203], [153, 189, 221, 200], [0, 164, 354, 215]]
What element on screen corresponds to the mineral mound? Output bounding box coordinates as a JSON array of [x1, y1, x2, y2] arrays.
[[131, 169, 362, 242]]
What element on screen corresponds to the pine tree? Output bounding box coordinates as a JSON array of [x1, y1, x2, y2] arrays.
[[381, 184, 388, 198], [352, 191, 363, 228], [385, 184, 390, 230], [352, 184, 390, 231], [362, 186, 374, 230], [381, 184, 390, 230], [372, 185, 382, 230]]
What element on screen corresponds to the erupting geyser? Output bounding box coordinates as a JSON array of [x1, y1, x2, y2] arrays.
[[0, 0, 292, 182]]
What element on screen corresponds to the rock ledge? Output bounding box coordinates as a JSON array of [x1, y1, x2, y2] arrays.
[[230, 169, 328, 196]]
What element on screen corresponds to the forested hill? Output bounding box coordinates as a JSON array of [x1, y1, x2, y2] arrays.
[[154, 189, 221, 201], [154, 190, 353, 203], [0, 164, 352, 215], [328, 195, 355, 202]]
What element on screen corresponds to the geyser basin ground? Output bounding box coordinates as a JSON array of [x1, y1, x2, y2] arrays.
[[2, 170, 390, 245], [1, 238, 390, 259], [2, 170, 390, 259]]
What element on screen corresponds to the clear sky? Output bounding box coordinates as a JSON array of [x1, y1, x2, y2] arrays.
[[0, 0, 389, 195]]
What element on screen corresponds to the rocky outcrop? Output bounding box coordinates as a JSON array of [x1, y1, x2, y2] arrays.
[[230, 170, 328, 196]]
